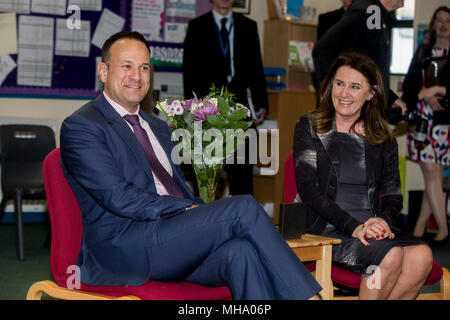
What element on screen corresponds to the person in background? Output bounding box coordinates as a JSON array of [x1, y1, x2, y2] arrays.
[[183, 0, 268, 196], [317, 0, 353, 41], [313, 0, 407, 112], [294, 52, 433, 299], [402, 6, 450, 246], [60, 31, 321, 300]]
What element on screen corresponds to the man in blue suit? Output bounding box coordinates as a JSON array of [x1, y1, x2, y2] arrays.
[[60, 31, 321, 300]]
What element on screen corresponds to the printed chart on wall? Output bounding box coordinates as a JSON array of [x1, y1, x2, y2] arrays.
[[0, 0, 128, 98], [0, 0, 212, 99]]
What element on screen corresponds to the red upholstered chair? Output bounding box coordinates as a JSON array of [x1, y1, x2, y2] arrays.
[[284, 150, 450, 300], [27, 148, 232, 300]]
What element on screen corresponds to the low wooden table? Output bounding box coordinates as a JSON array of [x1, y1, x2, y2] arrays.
[[286, 234, 341, 300]]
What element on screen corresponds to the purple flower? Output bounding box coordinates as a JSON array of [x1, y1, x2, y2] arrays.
[[182, 99, 196, 110], [193, 102, 220, 121]]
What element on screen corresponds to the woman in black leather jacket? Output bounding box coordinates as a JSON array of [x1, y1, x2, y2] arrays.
[[294, 52, 433, 299], [402, 6, 450, 245]]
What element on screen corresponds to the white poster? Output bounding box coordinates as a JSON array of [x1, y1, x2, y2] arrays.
[[164, 22, 187, 44], [31, 0, 67, 16], [55, 18, 91, 57], [0, 0, 30, 14], [17, 15, 54, 87], [166, 0, 195, 18], [132, 0, 164, 42], [68, 0, 102, 11], [91, 8, 125, 49]]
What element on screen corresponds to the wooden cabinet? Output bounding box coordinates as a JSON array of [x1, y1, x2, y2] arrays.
[[254, 17, 318, 223], [253, 90, 316, 223], [263, 19, 317, 89]]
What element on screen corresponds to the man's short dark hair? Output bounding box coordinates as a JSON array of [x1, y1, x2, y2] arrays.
[[101, 31, 150, 63]]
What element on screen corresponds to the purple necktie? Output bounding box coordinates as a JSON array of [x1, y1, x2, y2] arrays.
[[123, 114, 184, 198]]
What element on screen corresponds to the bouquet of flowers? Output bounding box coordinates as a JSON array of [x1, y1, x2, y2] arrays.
[[156, 86, 253, 203]]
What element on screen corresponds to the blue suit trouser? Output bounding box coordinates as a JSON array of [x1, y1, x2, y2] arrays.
[[145, 195, 321, 299]]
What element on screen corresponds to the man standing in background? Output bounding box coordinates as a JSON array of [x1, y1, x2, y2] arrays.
[[183, 0, 268, 196], [317, 0, 353, 40]]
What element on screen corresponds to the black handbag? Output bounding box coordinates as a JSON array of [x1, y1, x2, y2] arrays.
[[278, 202, 307, 240], [423, 56, 447, 88], [422, 56, 449, 125]]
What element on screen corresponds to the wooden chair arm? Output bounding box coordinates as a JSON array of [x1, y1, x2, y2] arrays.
[[26, 280, 140, 300]]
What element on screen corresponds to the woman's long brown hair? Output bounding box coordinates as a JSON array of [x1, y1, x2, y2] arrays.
[[308, 51, 394, 145], [427, 6, 450, 47]]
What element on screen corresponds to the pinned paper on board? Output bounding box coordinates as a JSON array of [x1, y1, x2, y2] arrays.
[[55, 18, 91, 57], [31, 0, 67, 16], [91, 8, 126, 49], [0, 12, 18, 54], [17, 15, 54, 87], [68, 0, 103, 11], [132, 0, 165, 42], [0, 54, 16, 85], [0, 0, 31, 14]]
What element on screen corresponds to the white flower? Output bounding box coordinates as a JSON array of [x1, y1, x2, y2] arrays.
[[190, 102, 203, 112], [208, 98, 218, 106], [156, 99, 169, 112]]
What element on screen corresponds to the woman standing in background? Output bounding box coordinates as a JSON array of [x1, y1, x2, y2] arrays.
[[402, 6, 450, 246]]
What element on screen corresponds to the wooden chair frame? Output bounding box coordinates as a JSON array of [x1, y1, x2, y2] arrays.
[[27, 280, 140, 300]]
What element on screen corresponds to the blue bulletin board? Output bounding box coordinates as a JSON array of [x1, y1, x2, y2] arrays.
[[0, 0, 212, 99]]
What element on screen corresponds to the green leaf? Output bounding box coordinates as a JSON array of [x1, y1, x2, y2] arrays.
[[228, 108, 248, 121], [217, 96, 230, 117], [206, 115, 227, 128], [183, 111, 194, 125], [231, 121, 253, 130]]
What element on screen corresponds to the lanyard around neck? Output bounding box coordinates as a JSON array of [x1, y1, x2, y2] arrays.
[[216, 22, 233, 57]]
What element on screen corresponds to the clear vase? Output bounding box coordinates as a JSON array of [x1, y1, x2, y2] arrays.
[[192, 163, 224, 203]]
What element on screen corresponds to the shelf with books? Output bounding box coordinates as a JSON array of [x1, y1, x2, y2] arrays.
[[263, 19, 317, 90]]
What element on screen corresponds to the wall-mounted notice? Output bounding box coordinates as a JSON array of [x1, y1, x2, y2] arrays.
[[164, 22, 187, 43], [68, 0, 102, 11], [55, 18, 91, 57], [166, 0, 196, 18], [0, 0, 31, 14], [0, 54, 16, 85], [17, 15, 54, 87], [132, 0, 165, 42], [0, 12, 18, 54], [91, 8, 125, 49], [31, 0, 66, 16]]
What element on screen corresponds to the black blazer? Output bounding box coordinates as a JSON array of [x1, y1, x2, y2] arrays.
[[317, 7, 345, 41], [183, 11, 268, 112], [293, 116, 403, 237]]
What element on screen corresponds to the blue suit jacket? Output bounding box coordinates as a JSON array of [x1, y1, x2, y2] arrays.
[[60, 94, 200, 286]]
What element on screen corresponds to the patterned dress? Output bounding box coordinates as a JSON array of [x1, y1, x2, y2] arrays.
[[406, 47, 450, 167]]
